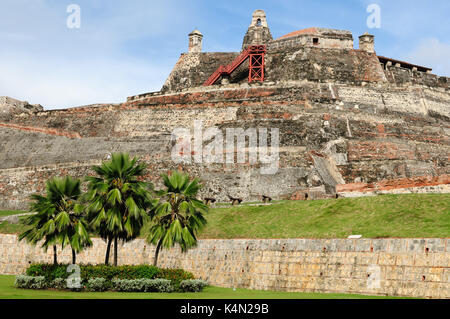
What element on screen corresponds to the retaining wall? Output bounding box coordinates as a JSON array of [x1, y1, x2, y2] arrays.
[[0, 234, 448, 298]]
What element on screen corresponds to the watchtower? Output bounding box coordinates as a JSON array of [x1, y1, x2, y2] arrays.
[[242, 10, 273, 50], [188, 29, 203, 53], [359, 32, 375, 53]]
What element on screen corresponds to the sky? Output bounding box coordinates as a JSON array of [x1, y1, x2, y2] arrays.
[[0, 0, 449, 109]]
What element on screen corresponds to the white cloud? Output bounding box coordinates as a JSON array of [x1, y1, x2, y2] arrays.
[[0, 1, 194, 109], [407, 38, 450, 77], [0, 52, 173, 109]]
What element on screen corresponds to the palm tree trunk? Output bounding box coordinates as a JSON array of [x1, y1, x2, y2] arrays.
[[53, 245, 57, 265], [105, 237, 112, 265], [153, 239, 163, 267], [72, 249, 76, 264], [113, 236, 118, 266]]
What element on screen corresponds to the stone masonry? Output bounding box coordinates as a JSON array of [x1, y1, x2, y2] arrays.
[[0, 10, 448, 207], [0, 234, 448, 298]]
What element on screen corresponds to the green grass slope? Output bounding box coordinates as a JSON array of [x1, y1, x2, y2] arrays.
[[0, 194, 449, 238], [199, 194, 450, 239]]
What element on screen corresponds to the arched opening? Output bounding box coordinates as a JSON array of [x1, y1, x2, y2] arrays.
[[256, 18, 262, 26]]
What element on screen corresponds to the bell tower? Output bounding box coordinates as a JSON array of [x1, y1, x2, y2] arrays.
[[242, 10, 273, 50]]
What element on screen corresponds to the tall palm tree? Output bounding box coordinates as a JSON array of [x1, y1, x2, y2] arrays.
[[85, 152, 153, 266], [19, 176, 91, 264], [20, 193, 60, 264], [147, 171, 208, 267]]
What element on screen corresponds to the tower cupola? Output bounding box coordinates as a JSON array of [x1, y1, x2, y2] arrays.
[[188, 29, 203, 53], [242, 10, 273, 50]]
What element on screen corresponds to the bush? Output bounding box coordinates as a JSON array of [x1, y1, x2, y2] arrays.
[[14, 275, 47, 289], [179, 279, 208, 292], [86, 278, 109, 292], [22, 264, 197, 292], [26, 264, 160, 282], [143, 279, 173, 293], [112, 278, 173, 293], [50, 278, 67, 290], [26, 264, 67, 281], [112, 278, 144, 292], [156, 268, 195, 289]]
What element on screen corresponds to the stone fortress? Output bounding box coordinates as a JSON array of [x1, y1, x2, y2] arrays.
[[0, 9, 449, 209]]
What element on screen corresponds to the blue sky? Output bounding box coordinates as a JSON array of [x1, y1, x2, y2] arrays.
[[0, 0, 449, 109]]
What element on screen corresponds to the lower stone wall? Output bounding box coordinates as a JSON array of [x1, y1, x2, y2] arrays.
[[0, 234, 448, 298]]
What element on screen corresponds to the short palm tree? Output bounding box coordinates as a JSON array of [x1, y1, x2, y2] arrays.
[[85, 152, 153, 266], [19, 176, 91, 264], [147, 171, 208, 266]]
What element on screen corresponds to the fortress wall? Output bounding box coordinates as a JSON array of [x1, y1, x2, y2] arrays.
[[266, 48, 386, 84], [0, 83, 449, 208], [113, 107, 239, 137], [0, 104, 119, 138], [384, 67, 449, 90], [336, 85, 450, 118], [0, 162, 99, 210], [161, 47, 390, 91], [337, 174, 450, 197], [0, 234, 448, 298], [161, 52, 240, 92], [268, 34, 353, 51]]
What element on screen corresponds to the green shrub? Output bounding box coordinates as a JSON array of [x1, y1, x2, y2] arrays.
[[143, 279, 173, 293], [156, 268, 195, 289], [14, 275, 47, 289], [14, 275, 30, 289], [26, 264, 67, 281], [26, 263, 160, 282], [179, 279, 208, 292], [23, 264, 196, 292], [112, 278, 173, 292], [50, 278, 67, 290], [86, 278, 109, 292], [112, 278, 144, 292]]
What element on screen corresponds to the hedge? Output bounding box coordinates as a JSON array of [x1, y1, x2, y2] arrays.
[[156, 268, 195, 288], [86, 278, 109, 292], [25, 263, 195, 289], [26, 264, 160, 282], [16, 275, 208, 293], [179, 279, 209, 292], [112, 278, 173, 293], [15, 275, 47, 289]]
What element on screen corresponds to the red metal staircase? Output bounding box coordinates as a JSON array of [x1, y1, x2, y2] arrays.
[[203, 45, 266, 86]]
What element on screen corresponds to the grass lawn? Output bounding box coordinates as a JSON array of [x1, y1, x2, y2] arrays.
[[0, 275, 406, 299], [1, 194, 449, 238]]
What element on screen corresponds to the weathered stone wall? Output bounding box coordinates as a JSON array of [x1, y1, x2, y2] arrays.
[[0, 82, 449, 209], [0, 234, 448, 298], [384, 66, 449, 91], [161, 52, 240, 92], [268, 28, 354, 51], [337, 175, 450, 197], [161, 46, 391, 92]]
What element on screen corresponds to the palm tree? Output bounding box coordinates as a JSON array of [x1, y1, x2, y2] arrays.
[[19, 176, 91, 264], [147, 171, 208, 267], [85, 152, 153, 266], [20, 194, 60, 264]]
